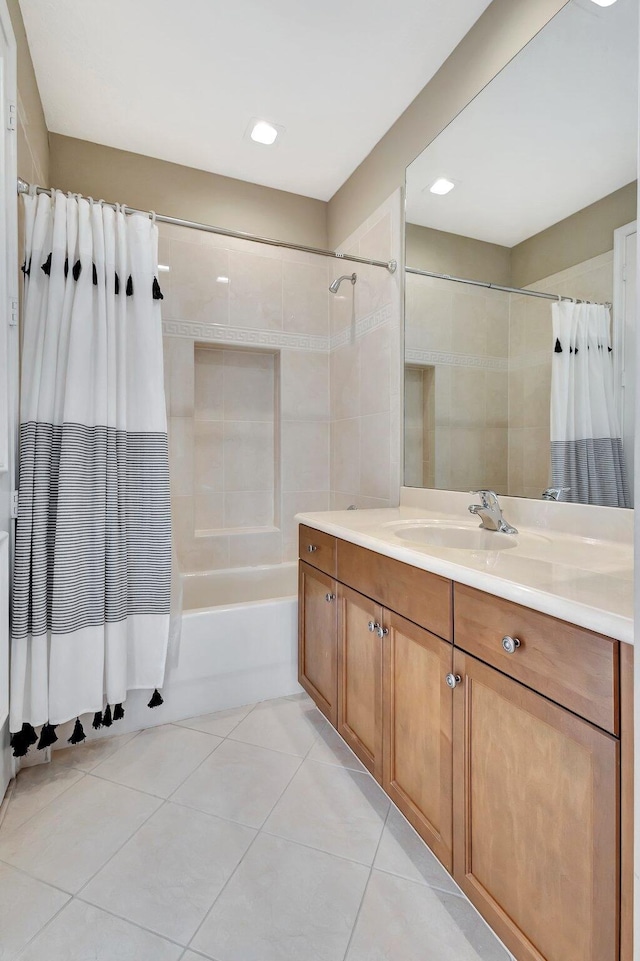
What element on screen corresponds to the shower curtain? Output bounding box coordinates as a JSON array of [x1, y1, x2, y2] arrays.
[[9, 189, 172, 754], [550, 301, 629, 507]]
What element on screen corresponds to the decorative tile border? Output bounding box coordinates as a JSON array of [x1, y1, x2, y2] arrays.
[[330, 303, 395, 351], [404, 348, 508, 372], [162, 320, 328, 352]]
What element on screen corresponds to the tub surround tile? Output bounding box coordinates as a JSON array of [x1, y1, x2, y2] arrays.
[[18, 899, 183, 961], [191, 833, 369, 961], [264, 759, 389, 864], [81, 802, 255, 945], [0, 775, 160, 892], [229, 249, 283, 330], [91, 724, 221, 799], [283, 260, 329, 337], [172, 738, 301, 828]]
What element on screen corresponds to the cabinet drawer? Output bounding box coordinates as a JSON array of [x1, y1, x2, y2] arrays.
[[299, 524, 336, 576], [337, 540, 452, 641], [454, 583, 619, 734]]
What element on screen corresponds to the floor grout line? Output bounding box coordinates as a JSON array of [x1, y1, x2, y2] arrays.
[[340, 803, 391, 961]]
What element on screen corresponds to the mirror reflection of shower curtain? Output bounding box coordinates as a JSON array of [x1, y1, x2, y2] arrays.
[[550, 302, 630, 508]]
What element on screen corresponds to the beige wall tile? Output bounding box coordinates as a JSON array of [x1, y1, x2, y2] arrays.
[[522, 427, 551, 490], [508, 373, 524, 429], [224, 491, 274, 529], [405, 281, 453, 352], [282, 261, 329, 336], [360, 412, 391, 500], [523, 363, 551, 430], [451, 292, 487, 356], [229, 250, 283, 330], [224, 421, 274, 492], [170, 338, 195, 417], [486, 371, 508, 428], [449, 428, 485, 491], [171, 495, 194, 551], [228, 532, 283, 568], [331, 418, 360, 495], [330, 343, 360, 421], [180, 536, 230, 573], [282, 421, 330, 493], [194, 346, 224, 421], [223, 351, 275, 422], [194, 421, 224, 494], [450, 368, 486, 429], [359, 213, 393, 263], [169, 417, 194, 496], [194, 494, 224, 532], [360, 324, 391, 417], [281, 351, 330, 422], [485, 295, 510, 358], [165, 240, 230, 325]]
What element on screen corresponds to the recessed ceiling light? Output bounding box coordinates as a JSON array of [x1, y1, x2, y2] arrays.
[[250, 121, 279, 145], [429, 178, 455, 195], [157, 264, 170, 272], [216, 276, 230, 284], [589, 0, 617, 5]]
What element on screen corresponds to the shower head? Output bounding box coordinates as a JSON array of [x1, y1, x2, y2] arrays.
[[329, 272, 357, 294]]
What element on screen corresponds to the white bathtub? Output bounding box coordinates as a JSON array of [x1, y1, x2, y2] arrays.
[[62, 562, 302, 741]]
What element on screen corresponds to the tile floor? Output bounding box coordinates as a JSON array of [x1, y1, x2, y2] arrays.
[[0, 693, 513, 960]]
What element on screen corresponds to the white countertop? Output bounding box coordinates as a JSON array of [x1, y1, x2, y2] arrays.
[[296, 493, 634, 645]]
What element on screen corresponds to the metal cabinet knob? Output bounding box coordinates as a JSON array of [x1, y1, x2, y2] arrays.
[[502, 635, 521, 654], [375, 625, 389, 638], [325, 593, 336, 602], [368, 621, 377, 633], [306, 544, 318, 553], [445, 673, 462, 689]]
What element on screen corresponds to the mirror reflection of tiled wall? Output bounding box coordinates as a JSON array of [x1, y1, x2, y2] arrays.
[[404, 249, 614, 497]]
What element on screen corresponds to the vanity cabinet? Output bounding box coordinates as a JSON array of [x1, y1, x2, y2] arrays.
[[298, 527, 630, 961], [337, 583, 384, 779], [298, 561, 338, 725], [382, 610, 454, 870], [452, 650, 618, 961]]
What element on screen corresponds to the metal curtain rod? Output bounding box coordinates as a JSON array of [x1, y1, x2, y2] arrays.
[[16, 178, 397, 274], [405, 265, 612, 308]]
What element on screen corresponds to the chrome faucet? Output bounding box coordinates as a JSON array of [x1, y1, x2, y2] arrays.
[[542, 487, 569, 501], [468, 490, 518, 534]]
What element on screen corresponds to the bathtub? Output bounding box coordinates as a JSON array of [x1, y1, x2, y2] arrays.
[[63, 562, 302, 741]]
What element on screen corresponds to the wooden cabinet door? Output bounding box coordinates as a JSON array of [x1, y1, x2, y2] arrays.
[[337, 583, 383, 780], [298, 562, 338, 724], [382, 611, 454, 870], [453, 650, 619, 961]]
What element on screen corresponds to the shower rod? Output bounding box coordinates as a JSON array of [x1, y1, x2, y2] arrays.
[[405, 264, 612, 309], [16, 178, 397, 274]]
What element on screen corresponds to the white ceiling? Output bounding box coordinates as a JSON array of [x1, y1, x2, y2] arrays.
[[406, 0, 638, 247], [19, 0, 493, 201]]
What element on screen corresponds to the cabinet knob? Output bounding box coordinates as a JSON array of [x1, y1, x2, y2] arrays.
[[502, 635, 521, 654], [445, 673, 462, 689], [325, 593, 336, 602], [306, 544, 318, 553], [368, 620, 377, 633], [375, 624, 389, 638]]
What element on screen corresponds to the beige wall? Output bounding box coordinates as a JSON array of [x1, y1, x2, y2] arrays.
[[327, 0, 568, 248], [7, 0, 48, 185], [511, 182, 637, 287], [49, 135, 328, 248], [406, 223, 511, 285]]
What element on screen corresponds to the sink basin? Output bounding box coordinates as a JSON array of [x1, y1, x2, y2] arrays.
[[391, 523, 517, 551]]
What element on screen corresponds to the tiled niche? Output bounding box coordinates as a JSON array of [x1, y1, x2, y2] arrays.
[[194, 346, 278, 534]]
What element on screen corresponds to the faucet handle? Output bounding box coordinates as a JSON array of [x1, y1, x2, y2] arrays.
[[470, 489, 499, 508]]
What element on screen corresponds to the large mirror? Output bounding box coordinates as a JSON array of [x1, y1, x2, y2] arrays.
[[404, 0, 638, 507]]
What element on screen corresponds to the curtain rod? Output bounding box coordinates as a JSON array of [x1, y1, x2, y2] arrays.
[[16, 178, 398, 275], [405, 265, 612, 308]]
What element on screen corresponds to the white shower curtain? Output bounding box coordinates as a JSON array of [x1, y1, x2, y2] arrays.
[[10, 190, 172, 753], [550, 301, 629, 507]]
